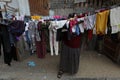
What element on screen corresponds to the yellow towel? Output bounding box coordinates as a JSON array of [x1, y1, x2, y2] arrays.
[[95, 10, 110, 35], [31, 16, 41, 20]]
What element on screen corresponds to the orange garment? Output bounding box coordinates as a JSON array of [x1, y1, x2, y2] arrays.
[[95, 10, 110, 35], [31, 16, 41, 20]]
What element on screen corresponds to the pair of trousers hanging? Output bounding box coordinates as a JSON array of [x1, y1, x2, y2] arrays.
[[0, 24, 12, 65], [49, 29, 59, 56]]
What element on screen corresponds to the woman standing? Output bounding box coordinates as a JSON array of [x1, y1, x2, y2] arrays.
[[57, 13, 82, 78]]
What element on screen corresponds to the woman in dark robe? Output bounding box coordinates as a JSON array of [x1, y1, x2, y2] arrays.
[[57, 13, 82, 78]]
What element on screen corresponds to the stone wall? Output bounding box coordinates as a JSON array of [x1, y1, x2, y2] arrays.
[[49, 0, 120, 16]]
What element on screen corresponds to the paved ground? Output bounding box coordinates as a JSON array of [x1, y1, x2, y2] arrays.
[[0, 51, 120, 80]]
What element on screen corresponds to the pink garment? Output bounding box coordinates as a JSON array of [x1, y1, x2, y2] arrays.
[[53, 15, 62, 19], [69, 19, 78, 33]]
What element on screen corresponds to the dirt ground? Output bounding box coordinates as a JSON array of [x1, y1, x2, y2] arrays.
[[0, 51, 120, 80]]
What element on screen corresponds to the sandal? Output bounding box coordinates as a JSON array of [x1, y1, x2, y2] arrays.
[[57, 70, 64, 78]]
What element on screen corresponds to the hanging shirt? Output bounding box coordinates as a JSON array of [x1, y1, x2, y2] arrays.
[[87, 14, 96, 30], [55, 20, 67, 29], [95, 10, 110, 35], [110, 7, 120, 26], [9, 20, 25, 37]]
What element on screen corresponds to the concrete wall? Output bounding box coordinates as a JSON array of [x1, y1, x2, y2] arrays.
[[0, 0, 74, 17], [49, 0, 74, 16], [17, 0, 30, 16], [51, 8, 73, 16], [0, 0, 30, 18], [0, 0, 19, 18], [0, 0, 120, 17]]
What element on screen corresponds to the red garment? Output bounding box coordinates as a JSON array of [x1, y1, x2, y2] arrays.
[[69, 19, 78, 33], [35, 30, 46, 59], [88, 29, 93, 40], [64, 35, 81, 48], [35, 21, 47, 58]]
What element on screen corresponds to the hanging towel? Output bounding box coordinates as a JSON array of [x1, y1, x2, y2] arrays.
[[110, 7, 120, 26], [95, 10, 110, 35]]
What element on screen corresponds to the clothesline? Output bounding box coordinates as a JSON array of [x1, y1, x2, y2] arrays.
[[0, 4, 119, 23]]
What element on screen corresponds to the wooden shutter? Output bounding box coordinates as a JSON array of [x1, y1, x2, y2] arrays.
[[28, 0, 49, 16]]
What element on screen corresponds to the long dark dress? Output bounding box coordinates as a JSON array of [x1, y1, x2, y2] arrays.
[[59, 31, 81, 74]]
